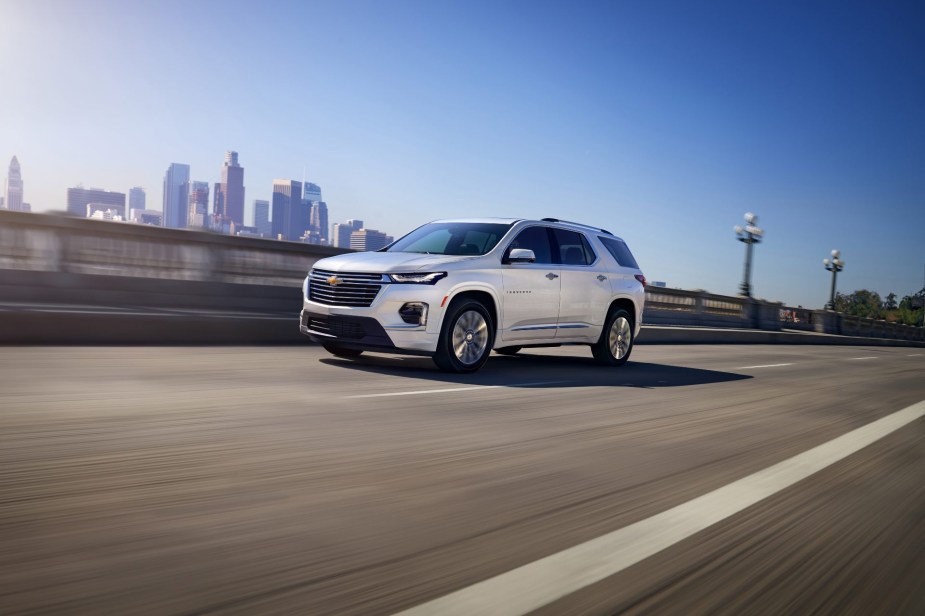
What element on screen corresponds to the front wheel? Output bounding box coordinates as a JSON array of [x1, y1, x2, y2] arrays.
[[433, 299, 494, 373], [592, 309, 634, 366]]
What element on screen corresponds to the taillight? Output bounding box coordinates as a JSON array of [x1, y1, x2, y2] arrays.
[[634, 274, 646, 287]]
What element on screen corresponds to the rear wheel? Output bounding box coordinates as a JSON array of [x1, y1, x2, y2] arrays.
[[433, 299, 494, 373], [592, 308, 634, 366], [323, 344, 363, 358], [494, 346, 522, 356]]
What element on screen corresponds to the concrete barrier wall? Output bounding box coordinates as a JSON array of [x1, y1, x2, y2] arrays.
[[1, 210, 922, 344], [0, 209, 344, 286]]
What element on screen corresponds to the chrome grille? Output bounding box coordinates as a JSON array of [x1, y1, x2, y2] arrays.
[[308, 269, 385, 307]]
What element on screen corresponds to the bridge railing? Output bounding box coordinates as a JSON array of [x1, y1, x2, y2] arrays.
[[1, 210, 922, 341], [0, 210, 343, 286]]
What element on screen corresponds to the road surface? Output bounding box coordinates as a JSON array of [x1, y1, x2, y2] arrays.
[[1, 344, 923, 614]]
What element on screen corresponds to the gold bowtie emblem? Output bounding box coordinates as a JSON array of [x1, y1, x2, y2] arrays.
[[327, 275, 341, 286]]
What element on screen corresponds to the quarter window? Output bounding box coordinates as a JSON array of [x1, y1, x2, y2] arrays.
[[599, 236, 640, 269]]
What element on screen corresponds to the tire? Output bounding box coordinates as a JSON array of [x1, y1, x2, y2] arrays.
[[494, 346, 522, 356], [433, 298, 495, 373], [592, 308, 634, 366], [323, 344, 363, 358]]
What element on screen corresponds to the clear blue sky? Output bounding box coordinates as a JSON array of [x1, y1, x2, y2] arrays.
[[1, 0, 923, 307]]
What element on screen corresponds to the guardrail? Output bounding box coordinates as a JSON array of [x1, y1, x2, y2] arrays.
[[0, 209, 343, 285], [1, 210, 922, 342]]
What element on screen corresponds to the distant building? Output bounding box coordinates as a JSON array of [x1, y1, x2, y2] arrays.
[[130, 209, 163, 226], [128, 186, 146, 215], [20, 202, 31, 213], [309, 201, 329, 244], [331, 223, 352, 248], [188, 181, 210, 229], [87, 207, 125, 222], [67, 186, 125, 217], [332, 219, 366, 248], [650, 281, 667, 288], [4, 156, 24, 212], [303, 182, 321, 203], [350, 228, 392, 251], [253, 199, 271, 237], [163, 163, 190, 228], [271, 179, 303, 241], [298, 198, 312, 242], [86, 202, 126, 219], [214, 151, 245, 228], [234, 225, 260, 237]]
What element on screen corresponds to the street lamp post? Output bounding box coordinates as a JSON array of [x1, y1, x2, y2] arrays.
[[823, 249, 845, 310], [734, 212, 763, 297]]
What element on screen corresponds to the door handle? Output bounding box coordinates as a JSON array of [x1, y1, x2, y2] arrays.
[[546, 273, 559, 280], [597, 275, 607, 281]]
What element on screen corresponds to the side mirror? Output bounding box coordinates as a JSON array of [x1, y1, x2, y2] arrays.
[[506, 248, 536, 264]]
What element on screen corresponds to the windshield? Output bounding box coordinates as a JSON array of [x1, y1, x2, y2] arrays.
[[385, 222, 514, 255]]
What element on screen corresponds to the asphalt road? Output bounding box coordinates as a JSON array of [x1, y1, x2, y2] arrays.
[[1, 344, 923, 615]]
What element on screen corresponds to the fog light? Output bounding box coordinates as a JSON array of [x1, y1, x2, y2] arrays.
[[399, 302, 429, 326]]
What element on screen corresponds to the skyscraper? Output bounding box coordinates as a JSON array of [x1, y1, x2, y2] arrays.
[[310, 201, 329, 244], [332, 223, 353, 248], [253, 199, 271, 237], [163, 163, 190, 229], [128, 186, 146, 215], [4, 156, 23, 212], [214, 151, 245, 227], [271, 179, 303, 241], [303, 182, 321, 203], [67, 187, 125, 217], [332, 219, 364, 248], [188, 181, 210, 229]]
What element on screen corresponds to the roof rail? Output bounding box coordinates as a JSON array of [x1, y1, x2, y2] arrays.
[[541, 218, 614, 236]]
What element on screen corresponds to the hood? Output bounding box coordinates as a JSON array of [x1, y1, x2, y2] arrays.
[[312, 251, 480, 273]]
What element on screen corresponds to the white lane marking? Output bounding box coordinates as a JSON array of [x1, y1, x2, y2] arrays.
[[394, 400, 925, 616], [909, 354, 923, 357], [736, 363, 793, 369], [848, 356, 879, 360], [346, 381, 572, 399]]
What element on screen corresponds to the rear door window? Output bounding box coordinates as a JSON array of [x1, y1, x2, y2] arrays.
[[551, 228, 594, 265]]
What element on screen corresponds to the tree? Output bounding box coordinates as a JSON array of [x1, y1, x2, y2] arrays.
[[833, 290, 883, 319], [897, 287, 925, 326], [885, 292, 898, 310]]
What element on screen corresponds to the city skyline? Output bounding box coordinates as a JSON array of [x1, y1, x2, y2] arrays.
[[1, 2, 924, 307], [0, 149, 382, 244]]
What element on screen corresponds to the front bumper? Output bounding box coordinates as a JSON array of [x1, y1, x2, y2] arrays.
[[300, 309, 436, 356], [300, 275, 445, 354]]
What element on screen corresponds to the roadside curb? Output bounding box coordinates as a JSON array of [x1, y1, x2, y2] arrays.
[[638, 325, 925, 348]]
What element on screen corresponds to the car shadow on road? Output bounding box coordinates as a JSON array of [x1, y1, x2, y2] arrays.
[[319, 350, 752, 389]]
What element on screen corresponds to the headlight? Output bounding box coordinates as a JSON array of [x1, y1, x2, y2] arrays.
[[388, 272, 447, 284]]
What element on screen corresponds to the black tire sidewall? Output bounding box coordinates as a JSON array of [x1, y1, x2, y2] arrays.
[[435, 299, 494, 372], [594, 308, 634, 365]]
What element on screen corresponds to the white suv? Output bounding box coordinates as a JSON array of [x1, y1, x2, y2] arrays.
[[300, 218, 646, 373]]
